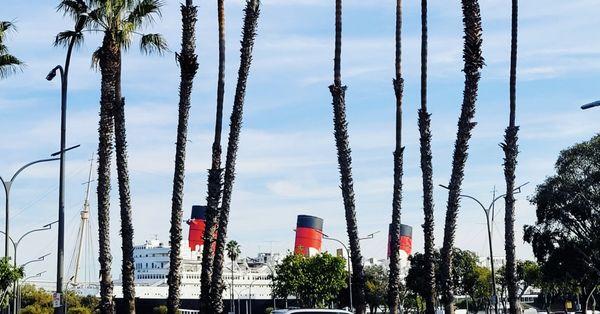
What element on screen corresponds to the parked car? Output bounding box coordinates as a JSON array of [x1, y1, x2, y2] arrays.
[[271, 310, 352, 314]]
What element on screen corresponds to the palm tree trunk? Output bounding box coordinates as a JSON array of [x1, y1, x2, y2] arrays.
[[418, 1, 436, 313], [200, 0, 227, 310], [503, 1, 519, 314], [114, 97, 136, 314], [439, 1, 484, 313], [209, 1, 261, 312], [387, 0, 405, 313], [329, 1, 367, 313], [97, 33, 119, 314], [167, 2, 199, 314]]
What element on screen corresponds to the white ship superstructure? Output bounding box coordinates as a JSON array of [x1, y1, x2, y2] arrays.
[[114, 238, 277, 301]]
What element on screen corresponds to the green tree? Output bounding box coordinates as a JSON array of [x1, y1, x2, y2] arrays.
[[387, 0, 406, 312], [439, 0, 484, 313], [0, 257, 23, 308], [273, 253, 348, 309], [57, 1, 167, 312], [501, 1, 521, 313], [328, 0, 367, 312], [524, 135, 600, 312], [365, 264, 388, 314], [166, 1, 199, 313], [0, 21, 23, 79], [208, 1, 261, 313], [225, 240, 241, 313]]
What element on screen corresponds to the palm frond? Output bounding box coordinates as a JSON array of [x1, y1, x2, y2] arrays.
[[139, 33, 168, 55], [126, 0, 164, 27], [0, 21, 17, 42], [54, 30, 85, 48], [57, 0, 88, 19], [0, 54, 24, 79], [88, 7, 109, 30], [0, 21, 16, 33], [91, 46, 102, 69]]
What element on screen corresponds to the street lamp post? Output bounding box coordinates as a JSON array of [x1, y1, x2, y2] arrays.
[[320, 233, 353, 311], [17, 254, 51, 313], [1, 158, 59, 259], [439, 182, 528, 314], [46, 12, 87, 314], [264, 263, 277, 310], [0, 221, 57, 314]]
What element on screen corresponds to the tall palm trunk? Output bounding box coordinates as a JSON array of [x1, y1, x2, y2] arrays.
[[199, 0, 227, 310], [387, 0, 405, 313], [114, 97, 136, 313], [418, 1, 436, 313], [97, 33, 120, 314], [329, 0, 367, 313], [167, 1, 199, 313], [439, 1, 483, 313], [503, 1, 519, 314], [209, 1, 261, 312]]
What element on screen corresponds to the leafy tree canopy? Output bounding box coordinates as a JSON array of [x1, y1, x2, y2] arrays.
[[273, 252, 347, 308], [524, 134, 600, 293], [406, 248, 480, 300], [0, 257, 23, 308], [364, 264, 388, 314]]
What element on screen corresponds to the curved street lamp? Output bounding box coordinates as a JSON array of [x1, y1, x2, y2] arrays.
[[438, 182, 529, 314], [21, 253, 51, 269], [1, 157, 60, 258], [47, 12, 88, 314], [0, 220, 58, 267]]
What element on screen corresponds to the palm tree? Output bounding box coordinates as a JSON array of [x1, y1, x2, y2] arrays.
[[439, 1, 484, 313], [417, 0, 437, 313], [328, 0, 367, 313], [199, 0, 227, 310], [387, 0, 405, 313], [167, 1, 199, 313], [114, 97, 136, 313], [502, 1, 519, 313], [226, 240, 241, 314], [57, 1, 167, 312], [0, 21, 23, 79], [208, 1, 261, 312]]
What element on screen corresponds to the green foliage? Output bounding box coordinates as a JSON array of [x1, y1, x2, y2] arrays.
[[56, 0, 168, 56], [0, 21, 24, 79], [406, 248, 480, 300], [226, 240, 241, 262], [21, 304, 53, 314], [273, 252, 348, 308], [0, 257, 24, 308], [524, 135, 600, 294], [364, 264, 388, 312], [68, 307, 92, 314], [20, 284, 99, 313], [152, 305, 168, 314]]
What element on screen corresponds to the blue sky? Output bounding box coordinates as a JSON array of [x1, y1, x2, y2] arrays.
[[1, 0, 600, 282]]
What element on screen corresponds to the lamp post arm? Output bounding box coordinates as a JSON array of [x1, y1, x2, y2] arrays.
[[16, 224, 54, 249], [0, 175, 7, 194], [457, 193, 488, 214], [0, 230, 16, 247], [10, 158, 60, 183]]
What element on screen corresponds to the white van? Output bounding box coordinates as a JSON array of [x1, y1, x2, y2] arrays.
[[271, 310, 352, 314]]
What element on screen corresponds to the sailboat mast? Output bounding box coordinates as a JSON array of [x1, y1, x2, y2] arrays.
[[73, 155, 94, 284]]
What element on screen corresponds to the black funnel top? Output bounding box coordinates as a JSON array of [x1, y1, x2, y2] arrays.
[[296, 215, 324, 231], [191, 205, 207, 220]]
